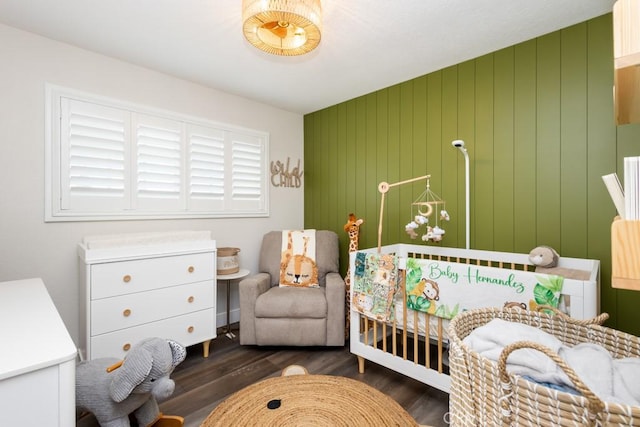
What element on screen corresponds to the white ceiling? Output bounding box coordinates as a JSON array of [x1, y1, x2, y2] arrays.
[[0, 0, 615, 115]]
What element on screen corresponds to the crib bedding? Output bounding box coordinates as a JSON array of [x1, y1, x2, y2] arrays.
[[355, 250, 568, 342], [351, 250, 450, 342], [349, 243, 601, 394]]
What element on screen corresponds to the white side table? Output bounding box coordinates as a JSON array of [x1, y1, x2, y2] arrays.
[[218, 268, 250, 338]]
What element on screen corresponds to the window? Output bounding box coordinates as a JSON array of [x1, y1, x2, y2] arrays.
[[45, 85, 269, 221]]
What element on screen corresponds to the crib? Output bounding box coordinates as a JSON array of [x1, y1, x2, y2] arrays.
[[349, 243, 600, 393]]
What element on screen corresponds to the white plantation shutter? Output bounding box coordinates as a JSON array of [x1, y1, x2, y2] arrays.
[[230, 134, 264, 211], [188, 125, 225, 211], [134, 115, 183, 211], [60, 98, 129, 212], [47, 85, 269, 221]]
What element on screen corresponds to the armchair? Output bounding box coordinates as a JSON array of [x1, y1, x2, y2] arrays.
[[239, 230, 345, 346]]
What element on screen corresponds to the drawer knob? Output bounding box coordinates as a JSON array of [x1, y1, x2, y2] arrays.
[[123, 275, 131, 283], [188, 326, 194, 333], [188, 296, 194, 303], [123, 308, 132, 317], [188, 266, 195, 273], [123, 343, 131, 351]]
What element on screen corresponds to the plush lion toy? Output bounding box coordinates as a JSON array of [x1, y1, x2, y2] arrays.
[[528, 245, 559, 268], [528, 245, 590, 280]]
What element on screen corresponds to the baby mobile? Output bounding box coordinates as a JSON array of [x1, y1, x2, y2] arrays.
[[404, 177, 450, 243]]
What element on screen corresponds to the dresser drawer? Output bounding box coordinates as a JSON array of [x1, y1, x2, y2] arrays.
[[91, 252, 214, 299], [91, 280, 214, 335], [90, 308, 215, 360]]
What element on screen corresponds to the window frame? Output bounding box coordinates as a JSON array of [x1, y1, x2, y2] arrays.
[[45, 84, 270, 222]]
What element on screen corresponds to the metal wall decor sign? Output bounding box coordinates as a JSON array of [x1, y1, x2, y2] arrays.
[[271, 157, 303, 188]]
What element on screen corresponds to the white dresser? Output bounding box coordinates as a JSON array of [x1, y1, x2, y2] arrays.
[[0, 278, 76, 427], [78, 231, 217, 360]]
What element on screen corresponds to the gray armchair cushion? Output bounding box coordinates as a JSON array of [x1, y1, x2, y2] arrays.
[[255, 287, 327, 318]]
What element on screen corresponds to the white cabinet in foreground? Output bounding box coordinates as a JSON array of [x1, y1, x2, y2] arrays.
[[0, 278, 77, 427]]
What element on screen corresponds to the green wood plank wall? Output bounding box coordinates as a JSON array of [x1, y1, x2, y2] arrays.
[[586, 15, 618, 333], [493, 48, 515, 252], [304, 14, 640, 335], [513, 41, 537, 253]]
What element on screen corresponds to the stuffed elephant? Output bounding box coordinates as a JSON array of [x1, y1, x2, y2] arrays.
[[76, 337, 187, 427]]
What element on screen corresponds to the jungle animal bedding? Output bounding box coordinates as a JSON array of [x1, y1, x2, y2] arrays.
[[352, 251, 564, 325]]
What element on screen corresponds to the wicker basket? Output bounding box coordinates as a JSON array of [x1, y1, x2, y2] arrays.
[[217, 247, 240, 275], [448, 307, 640, 426]]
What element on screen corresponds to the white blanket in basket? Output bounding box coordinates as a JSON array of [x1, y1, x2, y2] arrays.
[[464, 318, 640, 407]]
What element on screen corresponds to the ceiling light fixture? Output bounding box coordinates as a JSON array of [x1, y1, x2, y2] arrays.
[[242, 0, 322, 56]]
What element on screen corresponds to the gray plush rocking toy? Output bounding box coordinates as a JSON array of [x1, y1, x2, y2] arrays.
[[76, 337, 187, 427]]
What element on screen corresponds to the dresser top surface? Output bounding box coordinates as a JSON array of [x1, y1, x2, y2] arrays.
[[79, 239, 217, 264]]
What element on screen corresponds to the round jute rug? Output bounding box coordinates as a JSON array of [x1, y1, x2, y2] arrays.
[[201, 374, 418, 426]]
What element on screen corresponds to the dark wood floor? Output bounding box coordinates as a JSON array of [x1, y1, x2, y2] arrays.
[[78, 325, 450, 426]]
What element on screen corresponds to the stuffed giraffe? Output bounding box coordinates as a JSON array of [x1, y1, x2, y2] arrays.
[[343, 213, 364, 338]]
